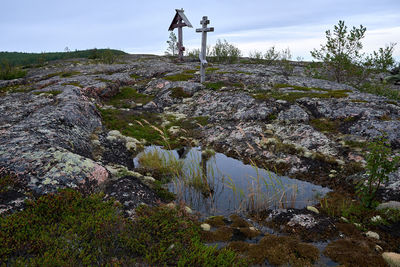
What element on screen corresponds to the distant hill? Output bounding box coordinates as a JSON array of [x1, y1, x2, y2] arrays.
[[0, 49, 126, 66]]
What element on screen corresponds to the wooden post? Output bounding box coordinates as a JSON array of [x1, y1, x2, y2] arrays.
[[196, 16, 214, 83], [178, 18, 184, 61]]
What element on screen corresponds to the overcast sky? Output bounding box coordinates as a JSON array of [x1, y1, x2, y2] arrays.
[[1, 0, 399, 60]]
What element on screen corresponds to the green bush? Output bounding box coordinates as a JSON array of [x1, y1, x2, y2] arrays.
[[356, 136, 399, 208], [0, 60, 26, 80], [264, 46, 280, 65], [210, 39, 242, 63]]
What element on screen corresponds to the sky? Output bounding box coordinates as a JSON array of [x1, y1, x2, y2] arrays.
[[1, 0, 399, 61]]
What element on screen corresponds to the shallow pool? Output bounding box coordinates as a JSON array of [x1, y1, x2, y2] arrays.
[[134, 146, 331, 216]]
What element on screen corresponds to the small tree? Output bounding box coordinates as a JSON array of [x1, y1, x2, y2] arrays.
[[165, 32, 178, 56], [311, 20, 366, 83], [210, 39, 241, 63], [356, 135, 399, 208], [264, 46, 280, 65], [368, 43, 397, 72]]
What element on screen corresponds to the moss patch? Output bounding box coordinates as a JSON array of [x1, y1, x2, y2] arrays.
[[99, 108, 163, 144], [230, 214, 251, 228], [229, 234, 319, 266], [254, 89, 350, 103], [0, 84, 33, 96], [236, 71, 252, 75], [105, 86, 153, 108], [205, 216, 226, 227], [129, 73, 142, 79], [62, 81, 82, 87], [350, 99, 368, 103], [324, 239, 387, 267], [204, 80, 243, 90], [201, 226, 234, 242], [310, 118, 340, 133], [164, 73, 194, 81], [45, 71, 80, 79], [170, 87, 191, 98]]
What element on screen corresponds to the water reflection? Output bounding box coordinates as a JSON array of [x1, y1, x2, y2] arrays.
[[134, 146, 331, 216]]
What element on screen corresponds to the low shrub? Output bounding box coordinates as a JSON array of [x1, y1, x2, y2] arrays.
[[0, 60, 26, 80], [0, 189, 246, 266]]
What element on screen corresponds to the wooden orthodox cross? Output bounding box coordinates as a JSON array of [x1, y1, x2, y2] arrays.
[[168, 9, 193, 61], [196, 16, 214, 83]]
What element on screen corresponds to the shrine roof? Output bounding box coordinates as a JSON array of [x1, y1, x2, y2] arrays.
[[168, 9, 193, 31]]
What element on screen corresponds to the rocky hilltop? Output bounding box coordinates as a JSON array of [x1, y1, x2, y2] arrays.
[[1, 54, 400, 265]]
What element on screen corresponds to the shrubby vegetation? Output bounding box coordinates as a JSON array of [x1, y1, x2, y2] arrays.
[[209, 39, 242, 63], [0, 60, 27, 80], [0, 189, 246, 266], [0, 49, 126, 67], [356, 136, 399, 208], [309, 20, 397, 84]]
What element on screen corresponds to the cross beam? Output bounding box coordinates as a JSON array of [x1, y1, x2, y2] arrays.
[[196, 16, 214, 83]]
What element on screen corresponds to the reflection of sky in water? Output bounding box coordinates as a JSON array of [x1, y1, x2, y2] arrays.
[[134, 146, 331, 216]]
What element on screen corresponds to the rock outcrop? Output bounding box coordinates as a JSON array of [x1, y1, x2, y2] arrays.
[[1, 55, 399, 215]]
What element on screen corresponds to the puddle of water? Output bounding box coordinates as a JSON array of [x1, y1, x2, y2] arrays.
[[134, 146, 331, 217]]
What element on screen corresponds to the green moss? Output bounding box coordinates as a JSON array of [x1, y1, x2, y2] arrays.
[[0, 172, 16, 194], [44, 71, 80, 79], [310, 118, 340, 133], [183, 69, 197, 74], [386, 100, 398, 105], [0, 190, 245, 266], [33, 90, 62, 96], [236, 71, 252, 75], [129, 73, 142, 79], [62, 81, 82, 87], [164, 73, 194, 81], [99, 108, 163, 144], [201, 226, 234, 242], [205, 216, 226, 227], [205, 81, 226, 90], [105, 86, 153, 108], [379, 114, 391, 121], [228, 234, 319, 266], [350, 99, 368, 103], [170, 87, 191, 98], [206, 67, 220, 74], [0, 84, 32, 96], [230, 214, 250, 228], [324, 239, 387, 267], [267, 113, 277, 121], [253, 89, 349, 103], [193, 116, 209, 126]]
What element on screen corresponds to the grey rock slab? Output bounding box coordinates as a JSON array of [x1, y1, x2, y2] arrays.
[[377, 201, 400, 210]]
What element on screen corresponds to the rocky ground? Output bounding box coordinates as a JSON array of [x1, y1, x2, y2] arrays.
[[1, 54, 400, 266]]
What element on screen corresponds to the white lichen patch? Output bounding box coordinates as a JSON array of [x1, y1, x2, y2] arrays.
[[287, 214, 317, 229]]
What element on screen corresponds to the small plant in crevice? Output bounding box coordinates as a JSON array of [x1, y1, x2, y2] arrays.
[[356, 135, 399, 208]]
